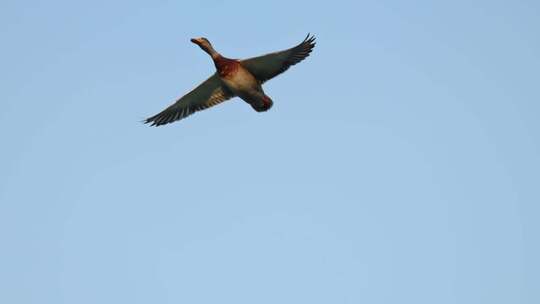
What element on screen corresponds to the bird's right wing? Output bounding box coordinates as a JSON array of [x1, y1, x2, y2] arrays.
[[144, 73, 234, 126], [240, 34, 316, 84]]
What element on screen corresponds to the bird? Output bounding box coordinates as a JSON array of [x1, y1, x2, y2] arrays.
[[144, 34, 316, 126]]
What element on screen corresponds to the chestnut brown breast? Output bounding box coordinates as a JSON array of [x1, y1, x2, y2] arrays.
[[214, 57, 240, 78]]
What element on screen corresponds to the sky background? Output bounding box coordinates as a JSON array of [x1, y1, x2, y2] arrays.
[[1, 0, 539, 303]]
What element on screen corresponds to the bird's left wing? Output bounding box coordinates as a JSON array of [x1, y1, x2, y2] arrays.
[[240, 34, 316, 84], [144, 73, 234, 126]]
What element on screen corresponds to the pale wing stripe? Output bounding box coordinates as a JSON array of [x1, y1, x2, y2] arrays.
[[144, 73, 234, 126]]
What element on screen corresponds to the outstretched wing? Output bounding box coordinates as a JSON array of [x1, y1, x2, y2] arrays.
[[144, 73, 234, 126], [240, 34, 316, 84]]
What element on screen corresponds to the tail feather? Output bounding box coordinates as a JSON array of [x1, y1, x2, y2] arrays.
[[250, 94, 273, 112]]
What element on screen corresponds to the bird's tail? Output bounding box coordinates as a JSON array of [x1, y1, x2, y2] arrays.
[[251, 94, 273, 112]]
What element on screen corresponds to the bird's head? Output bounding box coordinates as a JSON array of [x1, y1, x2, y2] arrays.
[[190, 37, 212, 51]]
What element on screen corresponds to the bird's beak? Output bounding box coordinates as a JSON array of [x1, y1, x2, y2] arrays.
[[190, 38, 198, 45]]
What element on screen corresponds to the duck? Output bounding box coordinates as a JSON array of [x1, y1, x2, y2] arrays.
[[144, 34, 316, 126]]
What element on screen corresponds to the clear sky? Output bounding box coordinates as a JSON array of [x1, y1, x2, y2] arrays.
[[1, 0, 538, 303]]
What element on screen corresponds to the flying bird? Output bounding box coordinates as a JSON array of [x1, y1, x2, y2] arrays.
[[144, 34, 316, 126]]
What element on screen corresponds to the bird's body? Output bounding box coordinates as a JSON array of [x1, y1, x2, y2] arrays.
[[144, 35, 315, 126], [216, 57, 272, 112]]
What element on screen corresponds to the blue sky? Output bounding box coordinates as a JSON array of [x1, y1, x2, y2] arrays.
[[1, 0, 538, 303]]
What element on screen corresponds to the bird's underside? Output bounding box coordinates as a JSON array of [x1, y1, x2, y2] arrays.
[[144, 34, 316, 126]]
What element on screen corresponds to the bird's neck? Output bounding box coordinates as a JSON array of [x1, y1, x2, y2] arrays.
[[200, 44, 236, 76], [202, 45, 220, 60]]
